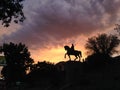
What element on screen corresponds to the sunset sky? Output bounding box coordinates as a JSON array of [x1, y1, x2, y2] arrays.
[[0, 0, 120, 63]]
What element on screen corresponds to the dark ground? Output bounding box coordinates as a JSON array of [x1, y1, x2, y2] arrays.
[[1, 57, 120, 90]]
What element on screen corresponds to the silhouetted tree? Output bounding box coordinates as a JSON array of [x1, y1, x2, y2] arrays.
[[1, 42, 34, 86], [30, 61, 55, 71], [0, 0, 25, 27], [85, 33, 120, 56], [26, 61, 65, 87]]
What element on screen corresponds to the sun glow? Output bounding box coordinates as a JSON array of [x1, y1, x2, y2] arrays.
[[31, 45, 87, 63]]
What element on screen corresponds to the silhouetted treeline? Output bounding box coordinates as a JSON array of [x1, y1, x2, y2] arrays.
[[23, 56, 120, 90], [26, 61, 65, 88], [1, 52, 120, 90]]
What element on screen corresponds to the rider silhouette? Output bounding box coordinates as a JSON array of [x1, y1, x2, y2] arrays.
[[71, 44, 75, 52]]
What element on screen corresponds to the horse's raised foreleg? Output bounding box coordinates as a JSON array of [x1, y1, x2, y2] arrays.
[[64, 53, 67, 58]]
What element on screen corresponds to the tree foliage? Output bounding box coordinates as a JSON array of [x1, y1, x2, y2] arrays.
[[85, 33, 120, 56], [26, 61, 65, 87], [0, 0, 25, 27], [1, 42, 34, 83]]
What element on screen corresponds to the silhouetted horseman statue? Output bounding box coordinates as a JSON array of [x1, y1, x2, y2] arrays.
[[64, 44, 82, 61]]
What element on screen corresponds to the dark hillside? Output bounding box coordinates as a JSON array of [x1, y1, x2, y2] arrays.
[[25, 57, 120, 90]]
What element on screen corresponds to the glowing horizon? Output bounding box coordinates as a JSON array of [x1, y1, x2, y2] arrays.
[[30, 44, 87, 63]]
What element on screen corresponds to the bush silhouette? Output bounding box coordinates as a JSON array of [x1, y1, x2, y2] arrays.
[[26, 61, 65, 87]]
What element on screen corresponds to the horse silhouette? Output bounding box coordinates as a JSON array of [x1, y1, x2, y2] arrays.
[[64, 45, 82, 61]]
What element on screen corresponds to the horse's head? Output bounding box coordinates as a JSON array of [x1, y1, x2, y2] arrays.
[[64, 46, 70, 51]]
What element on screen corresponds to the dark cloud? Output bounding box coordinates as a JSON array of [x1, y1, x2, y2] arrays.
[[1, 0, 120, 49]]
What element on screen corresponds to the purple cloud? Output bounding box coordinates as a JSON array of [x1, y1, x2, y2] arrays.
[[1, 0, 120, 50]]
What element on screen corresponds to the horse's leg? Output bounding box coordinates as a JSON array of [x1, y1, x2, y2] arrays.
[[79, 51, 82, 62], [68, 55, 71, 61], [74, 55, 77, 61], [78, 55, 80, 62], [64, 53, 67, 58]]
